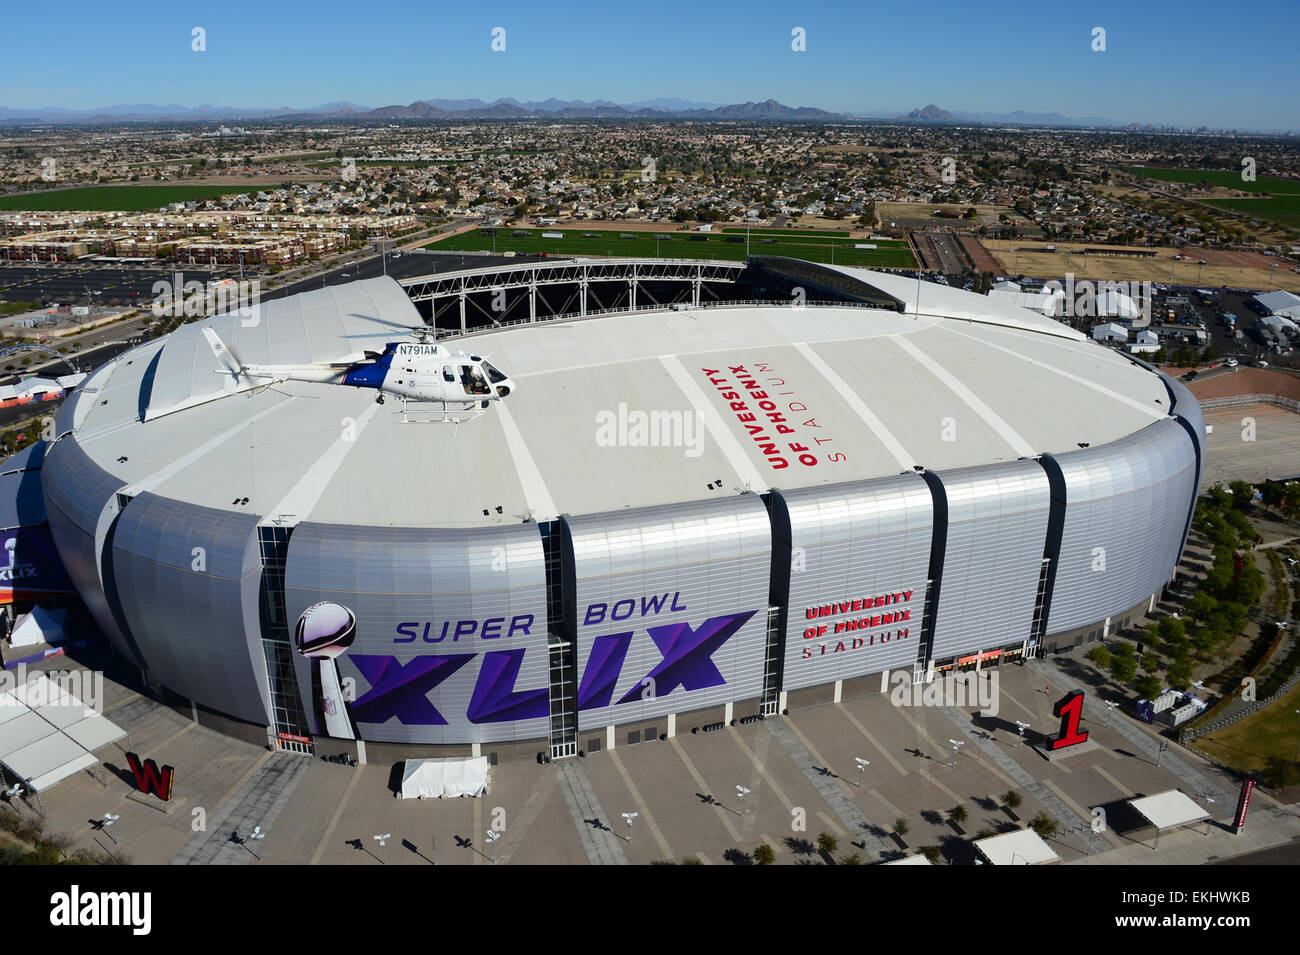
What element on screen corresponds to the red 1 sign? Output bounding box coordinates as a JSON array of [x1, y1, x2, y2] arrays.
[[1048, 690, 1089, 750]]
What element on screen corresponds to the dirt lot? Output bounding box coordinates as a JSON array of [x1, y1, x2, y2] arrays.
[[983, 239, 1300, 293], [1189, 368, 1300, 402]]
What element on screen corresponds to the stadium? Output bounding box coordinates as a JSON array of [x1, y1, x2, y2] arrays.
[[25, 257, 1205, 763]]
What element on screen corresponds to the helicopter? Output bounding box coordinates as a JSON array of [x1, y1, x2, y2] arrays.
[[202, 325, 515, 413]]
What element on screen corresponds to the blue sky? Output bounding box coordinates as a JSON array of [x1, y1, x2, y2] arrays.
[[3, 0, 1297, 129]]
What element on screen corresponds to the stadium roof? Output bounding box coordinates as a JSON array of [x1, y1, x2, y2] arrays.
[[62, 274, 1173, 529]]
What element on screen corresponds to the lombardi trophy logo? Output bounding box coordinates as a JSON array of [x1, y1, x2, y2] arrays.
[[296, 602, 358, 740]]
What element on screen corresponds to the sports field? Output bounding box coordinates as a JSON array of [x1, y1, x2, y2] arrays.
[[1121, 166, 1300, 195], [1201, 195, 1300, 229], [1121, 166, 1300, 229], [0, 183, 268, 212], [423, 227, 917, 268]]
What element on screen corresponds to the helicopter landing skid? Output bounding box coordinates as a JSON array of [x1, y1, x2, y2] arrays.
[[397, 397, 487, 426]]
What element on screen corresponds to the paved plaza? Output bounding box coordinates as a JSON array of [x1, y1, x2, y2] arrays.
[[13, 650, 1300, 865], [1201, 404, 1300, 487]]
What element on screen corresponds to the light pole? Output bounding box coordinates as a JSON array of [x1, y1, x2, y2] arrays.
[[374, 832, 391, 865], [485, 828, 501, 864], [736, 784, 751, 815], [855, 757, 869, 788], [949, 739, 964, 768], [103, 812, 120, 845], [245, 825, 265, 860], [1016, 721, 1030, 748], [621, 811, 638, 844]]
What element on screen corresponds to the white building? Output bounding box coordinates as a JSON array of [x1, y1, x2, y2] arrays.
[[989, 286, 1067, 318], [1093, 322, 1128, 343], [1254, 290, 1300, 321], [1129, 330, 1160, 354]]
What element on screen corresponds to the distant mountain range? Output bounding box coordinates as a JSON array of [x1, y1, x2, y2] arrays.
[[0, 97, 1132, 127]]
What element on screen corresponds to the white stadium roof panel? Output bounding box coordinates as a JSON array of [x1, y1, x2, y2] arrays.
[[62, 275, 1180, 530]]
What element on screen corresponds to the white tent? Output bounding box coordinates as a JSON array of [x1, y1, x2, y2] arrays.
[[9, 605, 67, 648], [1096, 287, 1141, 320], [1092, 322, 1129, 343], [1128, 790, 1209, 847], [399, 756, 490, 798], [972, 828, 1059, 865], [1254, 290, 1300, 320], [989, 287, 1066, 317], [0, 672, 125, 793]]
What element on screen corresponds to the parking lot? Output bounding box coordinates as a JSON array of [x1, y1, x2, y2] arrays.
[[0, 263, 234, 308]]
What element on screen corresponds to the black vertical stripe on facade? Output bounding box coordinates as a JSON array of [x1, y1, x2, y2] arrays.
[[552, 517, 577, 643], [1170, 413, 1204, 559], [764, 490, 793, 698], [1148, 365, 1206, 570], [1035, 455, 1069, 638], [1112, 357, 1206, 583], [919, 470, 948, 667], [99, 497, 149, 673]]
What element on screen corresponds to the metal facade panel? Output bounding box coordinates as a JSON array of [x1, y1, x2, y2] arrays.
[[778, 474, 932, 689], [284, 522, 549, 745], [110, 492, 271, 725], [568, 495, 771, 731], [930, 460, 1050, 659], [40, 438, 134, 659], [1046, 419, 1197, 634]]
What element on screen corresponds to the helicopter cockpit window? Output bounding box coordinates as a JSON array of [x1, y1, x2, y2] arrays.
[[442, 365, 455, 383], [461, 364, 490, 395], [483, 361, 508, 384]]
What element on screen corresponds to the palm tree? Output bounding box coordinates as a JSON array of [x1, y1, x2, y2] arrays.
[[1030, 812, 1059, 840], [753, 844, 775, 866]]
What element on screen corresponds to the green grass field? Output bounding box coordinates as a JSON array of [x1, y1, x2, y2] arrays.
[[0, 183, 269, 212], [1120, 166, 1300, 195], [1120, 166, 1300, 230], [1194, 680, 1300, 775], [1201, 195, 1300, 229], [424, 228, 917, 268]]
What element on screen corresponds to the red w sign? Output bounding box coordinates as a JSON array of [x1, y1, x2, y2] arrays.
[[126, 752, 174, 801]]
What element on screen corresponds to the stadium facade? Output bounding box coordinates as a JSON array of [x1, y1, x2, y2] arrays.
[[34, 263, 1204, 761]]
